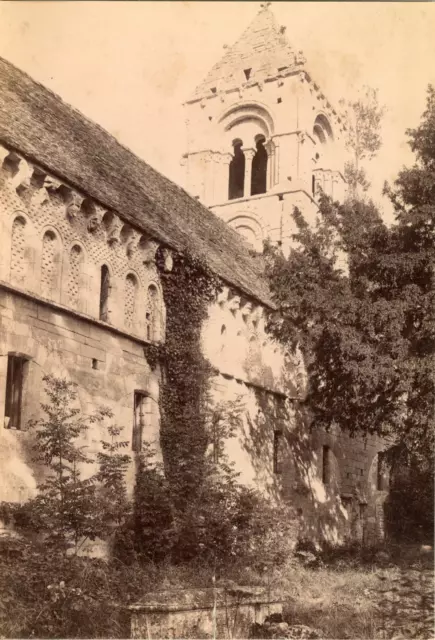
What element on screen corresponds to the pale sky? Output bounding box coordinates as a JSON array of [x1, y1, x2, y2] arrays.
[[1, 1, 434, 220]]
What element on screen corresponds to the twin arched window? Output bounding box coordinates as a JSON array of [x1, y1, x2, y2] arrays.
[[228, 137, 268, 200]]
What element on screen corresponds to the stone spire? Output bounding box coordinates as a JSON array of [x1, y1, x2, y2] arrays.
[[190, 5, 305, 101]]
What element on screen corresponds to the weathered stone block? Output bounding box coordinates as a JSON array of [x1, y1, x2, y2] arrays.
[[129, 587, 283, 640]]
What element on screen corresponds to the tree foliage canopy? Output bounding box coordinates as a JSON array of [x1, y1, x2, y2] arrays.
[[266, 85, 435, 469]]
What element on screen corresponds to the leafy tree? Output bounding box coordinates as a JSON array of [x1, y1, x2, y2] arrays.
[[27, 375, 98, 553], [94, 411, 130, 530], [265, 84, 434, 474], [341, 86, 385, 195], [26, 376, 131, 554]]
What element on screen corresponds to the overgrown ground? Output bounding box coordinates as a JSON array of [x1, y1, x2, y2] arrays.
[[278, 546, 434, 639], [0, 540, 433, 639]]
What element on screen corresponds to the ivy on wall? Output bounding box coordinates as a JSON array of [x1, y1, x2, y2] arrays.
[[148, 250, 220, 511]]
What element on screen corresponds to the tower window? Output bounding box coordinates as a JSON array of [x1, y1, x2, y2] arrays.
[[251, 136, 268, 196], [4, 355, 28, 430], [322, 445, 331, 485], [228, 140, 245, 200], [243, 68, 252, 81]]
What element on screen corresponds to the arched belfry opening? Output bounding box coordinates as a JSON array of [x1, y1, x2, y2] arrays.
[[251, 135, 268, 196], [228, 139, 245, 200]]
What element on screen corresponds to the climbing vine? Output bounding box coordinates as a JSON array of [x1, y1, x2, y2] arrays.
[[153, 249, 220, 511]]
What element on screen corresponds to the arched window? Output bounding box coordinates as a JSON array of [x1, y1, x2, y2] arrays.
[[313, 114, 333, 146], [10, 216, 27, 287], [41, 230, 61, 301], [146, 284, 160, 341], [251, 136, 268, 195], [228, 140, 245, 200], [99, 265, 111, 322], [67, 245, 84, 309], [125, 273, 138, 331]]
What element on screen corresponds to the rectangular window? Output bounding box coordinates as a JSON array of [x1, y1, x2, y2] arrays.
[[322, 445, 331, 485], [132, 392, 151, 452], [273, 430, 283, 474], [4, 355, 27, 430]]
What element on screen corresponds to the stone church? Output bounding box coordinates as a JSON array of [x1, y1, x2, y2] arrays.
[[0, 5, 389, 545]]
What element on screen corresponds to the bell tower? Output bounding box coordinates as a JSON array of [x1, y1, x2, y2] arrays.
[[182, 4, 347, 253]]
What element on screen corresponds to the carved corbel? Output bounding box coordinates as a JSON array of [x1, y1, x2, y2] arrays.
[[87, 204, 106, 232], [11, 157, 34, 196], [126, 229, 141, 257], [161, 247, 174, 272], [228, 293, 241, 314], [65, 192, 85, 221], [32, 174, 62, 206], [0, 145, 10, 164], [216, 286, 229, 306], [251, 305, 264, 329], [140, 236, 160, 265], [241, 301, 253, 323], [107, 216, 123, 246]]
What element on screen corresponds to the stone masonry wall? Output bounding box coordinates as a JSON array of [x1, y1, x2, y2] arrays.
[[0, 138, 389, 547]]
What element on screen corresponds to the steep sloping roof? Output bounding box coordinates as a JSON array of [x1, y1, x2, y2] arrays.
[[191, 6, 303, 101], [0, 56, 273, 307]]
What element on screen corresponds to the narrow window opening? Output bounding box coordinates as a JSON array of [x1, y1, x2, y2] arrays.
[[251, 137, 268, 196], [277, 97, 282, 104], [4, 355, 27, 430], [243, 68, 252, 81], [273, 430, 283, 474], [99, 265, 110, 322], [146, 313, 151, 341], [377, 452, 387, 491], [228, 140, 245, 200], [210, 87, 217, 94], [146, 285, 160, 342], [92, 359, 99, 370], [132, 392, 151, 452], [322, 445, 330, 485], [312, 175, 316, 196]]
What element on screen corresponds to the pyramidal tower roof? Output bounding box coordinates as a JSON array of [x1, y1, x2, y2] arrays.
[[190, 4, 305, 101]]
